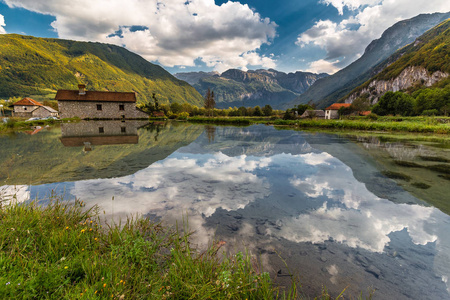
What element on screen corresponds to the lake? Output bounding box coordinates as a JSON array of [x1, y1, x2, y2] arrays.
[[1, 120, 450, 299]]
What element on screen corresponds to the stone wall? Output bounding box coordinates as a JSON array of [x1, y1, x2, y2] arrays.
[[58, 101, 148, 119], [32, 107, 58, 118], [13, 105, 39, 117]]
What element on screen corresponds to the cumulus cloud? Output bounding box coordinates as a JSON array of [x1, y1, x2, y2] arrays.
[[0, 14, 6, 34], [283, 153, 439, 253], [299, 0, 450, 71], [3, 0, 277, 70], [306, 58, 341, 74]]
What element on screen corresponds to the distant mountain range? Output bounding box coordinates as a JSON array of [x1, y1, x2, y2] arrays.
[[0, 34, 203, 106], [343, 18, 450, 104], [174, 69, 328, 109], [286, 12, 450, 109]]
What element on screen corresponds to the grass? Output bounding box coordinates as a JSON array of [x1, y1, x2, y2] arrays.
[[0, 117, 80, 133], [186, 116, 450, 134], [0, 197, 300, 299]]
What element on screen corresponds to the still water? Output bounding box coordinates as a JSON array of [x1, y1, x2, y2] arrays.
[[1, 121, 450, 299]]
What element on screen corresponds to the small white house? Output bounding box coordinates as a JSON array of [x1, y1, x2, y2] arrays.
[[325, 103, 351, 119], [12, 97, 59, 118]]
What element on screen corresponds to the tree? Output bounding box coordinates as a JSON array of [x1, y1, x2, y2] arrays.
[[152, 93, 159, 111], [350, 97, 370, 112], [204, 89, 215, 117], [262, 104, 273, 116], [253, 106, 263, 116]]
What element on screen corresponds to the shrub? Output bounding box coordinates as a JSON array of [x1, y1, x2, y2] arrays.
[[177, 112, 189, 120], [422, 109, 439, 116]]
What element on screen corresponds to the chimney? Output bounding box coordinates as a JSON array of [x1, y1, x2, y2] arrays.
[[78, 84, 86, 95]]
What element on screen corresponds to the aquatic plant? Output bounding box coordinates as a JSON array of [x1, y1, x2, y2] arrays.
[[381, 171, 412, 181]]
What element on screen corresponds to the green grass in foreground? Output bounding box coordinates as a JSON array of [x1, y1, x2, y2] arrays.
[[0, 198, 300, 299]]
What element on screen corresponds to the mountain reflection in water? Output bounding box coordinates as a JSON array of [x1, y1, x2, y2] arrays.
[[1, 124, 450, 299]]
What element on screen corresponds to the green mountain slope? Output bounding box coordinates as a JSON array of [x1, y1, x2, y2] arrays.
[[344, 19, 450, 104], [176, 69, 327, 109], [285, 12, 450, 109], [0, 34, 203, 106]]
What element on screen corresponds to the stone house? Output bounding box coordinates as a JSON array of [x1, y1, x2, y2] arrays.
[[325, 103, 351, 119], [300, 110, 325, 119], [11, 97, 59, 118], [56, 85, 148, 119]]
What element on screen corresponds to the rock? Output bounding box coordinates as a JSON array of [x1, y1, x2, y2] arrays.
[[365, 265, 381, 278]]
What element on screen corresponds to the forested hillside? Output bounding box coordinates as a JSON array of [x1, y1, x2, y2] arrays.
[[0, 34, 203, 106]]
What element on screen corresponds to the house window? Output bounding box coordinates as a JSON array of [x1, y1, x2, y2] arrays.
[[99, 127, 104, 133], [97, 104, 102, 111], [121, 127, 126, 133], [119, 104, 125, 111]]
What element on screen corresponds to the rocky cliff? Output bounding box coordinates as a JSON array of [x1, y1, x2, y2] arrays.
[[343, 18, 450, 104], [285, 12, 450, 109], [345, 66, 449, 104]]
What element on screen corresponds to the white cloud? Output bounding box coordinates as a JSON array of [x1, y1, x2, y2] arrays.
[[0, 185, 30, 205], [3, 0, 277, 71], [0, 14, 6, 34], [306, 59, 341, 74], [298, 0, 450, 70]]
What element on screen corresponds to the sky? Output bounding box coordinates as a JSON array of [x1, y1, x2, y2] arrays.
[[0, 0, 449, 75]]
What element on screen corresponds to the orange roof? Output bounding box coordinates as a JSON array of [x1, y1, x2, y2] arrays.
[[325, 103, 351, 110], [359, 111, 371, 116], [55, 90, 136, 103], [13, 97, 43, 106]]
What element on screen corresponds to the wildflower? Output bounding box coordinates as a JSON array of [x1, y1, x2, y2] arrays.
[[89, 228, 93, 231], [6, 282, 10, 285], [119, 280, 123, 283], [81, 229, 85, 233], [103, 283, 106, 288], [95, 238, 98, 241], [95, 290, 98, 294], [64, 266, 68, 269], [82, 249, 84, 251], [65, 226, 69, 230], [80, 293, 83, 296]]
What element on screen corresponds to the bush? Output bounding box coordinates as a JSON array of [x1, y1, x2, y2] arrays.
[[422, 109, 439, 116], [367, 113, 378, 120], [177, 112, 189, 120]]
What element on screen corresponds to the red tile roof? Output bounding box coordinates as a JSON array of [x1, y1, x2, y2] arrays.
[[325, 103, 351, 110], [359, 111, 371, 116], [13, 97, 43, 106], [55, 90, 136, 103]]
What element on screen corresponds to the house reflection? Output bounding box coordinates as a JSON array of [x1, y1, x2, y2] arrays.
[[60, 120, 149, 150]]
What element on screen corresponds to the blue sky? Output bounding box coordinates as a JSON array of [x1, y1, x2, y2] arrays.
[[0, 1, 449, 74]]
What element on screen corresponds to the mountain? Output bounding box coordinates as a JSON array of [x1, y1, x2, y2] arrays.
[[343, 19, 450, 104], [0, 34, 204, 106], [174, 71, 219, 86], [175, 68, 327, 109], [286, 12, 450, 109]]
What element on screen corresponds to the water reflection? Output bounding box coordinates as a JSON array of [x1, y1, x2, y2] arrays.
[[1, 124, 450, 299], [60, 120, 149, 149]]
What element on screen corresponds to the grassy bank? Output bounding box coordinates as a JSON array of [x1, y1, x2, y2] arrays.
[[0, 117, 81, 133], [0, 199, 299, 299], [187, 116, 450, 134]]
